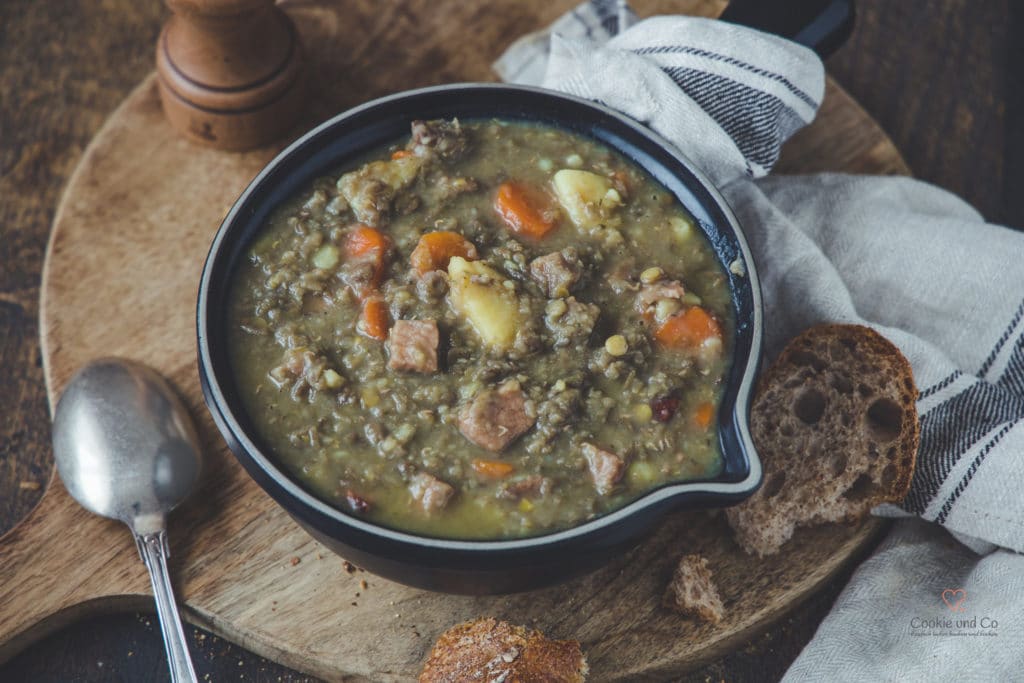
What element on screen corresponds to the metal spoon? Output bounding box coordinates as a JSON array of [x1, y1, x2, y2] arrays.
[[53, 358, 202, 683]]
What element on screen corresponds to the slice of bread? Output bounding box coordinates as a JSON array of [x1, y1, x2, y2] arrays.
[[663, 554, 724, 624], [726, 324, 919, 557], [419, 617, 588, 682]]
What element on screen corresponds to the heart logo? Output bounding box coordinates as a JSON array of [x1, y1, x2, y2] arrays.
[[941, 588, 967, 612]]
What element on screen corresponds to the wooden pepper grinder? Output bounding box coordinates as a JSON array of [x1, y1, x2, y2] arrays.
[[156, 0, 305, 151]]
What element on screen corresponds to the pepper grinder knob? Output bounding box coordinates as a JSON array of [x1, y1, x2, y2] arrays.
[[156, 0, 305, 151]]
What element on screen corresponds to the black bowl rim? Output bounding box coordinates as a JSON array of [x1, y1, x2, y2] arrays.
[[197, 82, 763, 551]]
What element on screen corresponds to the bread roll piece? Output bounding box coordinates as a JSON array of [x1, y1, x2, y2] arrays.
[[420, 617, 588, 682], [727, 324, 919, 557], [663, 554, 724, 624]]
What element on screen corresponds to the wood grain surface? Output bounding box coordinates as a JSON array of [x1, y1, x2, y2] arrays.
[[1, 1, 1020, 681]]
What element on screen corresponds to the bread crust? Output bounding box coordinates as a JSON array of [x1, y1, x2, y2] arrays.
[[419, 617, 588, 682], [727, 324, 919, 557]]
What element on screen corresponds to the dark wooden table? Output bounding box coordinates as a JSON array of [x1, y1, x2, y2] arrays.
[[1, 1, 1021, 681]]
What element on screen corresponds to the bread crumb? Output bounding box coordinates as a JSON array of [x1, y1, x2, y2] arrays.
[[664, 554, 724, 624], [342, 560, 356, 573], [18, 481, 41, 490], [289, 556, 300, 566], [360, 579, 368, 590]]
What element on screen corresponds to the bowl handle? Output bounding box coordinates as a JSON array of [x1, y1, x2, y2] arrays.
[[719, 0, 855, 58]]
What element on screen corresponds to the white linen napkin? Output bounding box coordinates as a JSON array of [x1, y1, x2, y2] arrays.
[[497, 2, 1024, 679]]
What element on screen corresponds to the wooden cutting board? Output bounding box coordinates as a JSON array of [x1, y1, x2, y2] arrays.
[[0, 1, 909, 680]]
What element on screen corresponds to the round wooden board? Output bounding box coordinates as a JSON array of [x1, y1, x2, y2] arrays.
[[0, 1, 908, 680]]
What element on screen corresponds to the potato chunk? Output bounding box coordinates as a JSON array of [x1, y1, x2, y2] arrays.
[[447, 256, 522, 351], [552, 169, 622, 228]]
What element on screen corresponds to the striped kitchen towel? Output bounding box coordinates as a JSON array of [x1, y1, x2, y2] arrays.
[[498, 4, 1024, 679], [496, 3, 822, 186]]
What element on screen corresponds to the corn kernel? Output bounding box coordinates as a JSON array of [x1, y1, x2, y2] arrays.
[[361, 388, 380, 408], [640, 267, 664, 284], [633, 404, 653, 422], [605, 334, 628, 356], [323, 369, 343, 389], [670, 215, 694, 241], [546, 298, 568, 318], [628, 461, 658, 486]]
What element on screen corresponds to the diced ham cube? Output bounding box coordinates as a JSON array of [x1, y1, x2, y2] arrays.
[[409, 472, 455, 513], [530, 249, 583, 298], [635, 280, 686, 316], [582, 443, 625, 495], [387, 319, 439, 373], [458, 380, 536, 452], [497, 474, 552, 501], [408, 119, 468, 160]]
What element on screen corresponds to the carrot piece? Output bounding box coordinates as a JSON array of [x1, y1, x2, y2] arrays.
[[694, 402, 715, 429], [345, 225, 389, 258], [471, 459, 515, 479], [345, 226, 390, 290], [358, 296, 389, 340], [494, 182, 557, 239], [655, 306, 723, 348], [391, 149, 414, 160], [410, 231, 478, 274]]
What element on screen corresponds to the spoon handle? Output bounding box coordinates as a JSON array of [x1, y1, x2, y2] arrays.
[[136, 530, 199, 683]]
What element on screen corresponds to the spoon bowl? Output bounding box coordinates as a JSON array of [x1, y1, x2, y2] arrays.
[[53, 358, 202, 532]]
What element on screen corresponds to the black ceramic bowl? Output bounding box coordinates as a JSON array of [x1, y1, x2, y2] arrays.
[[198, 83, 763, 594]]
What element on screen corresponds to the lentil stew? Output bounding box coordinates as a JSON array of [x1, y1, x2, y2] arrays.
[[227, 119, 734, 540]]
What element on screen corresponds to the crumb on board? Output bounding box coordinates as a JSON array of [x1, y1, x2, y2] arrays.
[[663, 554, 725, 624], [290, 556, 301, 566], [19, 481, 41, 491], [360, 579, 368, 590], [342, 560, 356, 573]]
